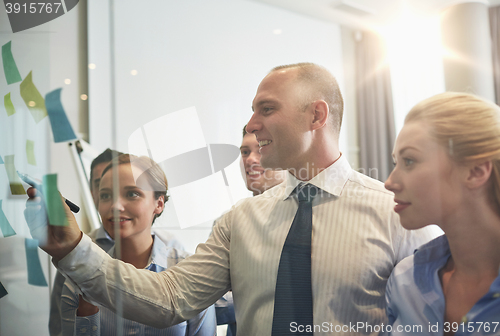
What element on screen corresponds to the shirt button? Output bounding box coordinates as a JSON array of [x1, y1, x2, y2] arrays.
[[80, 328, 86, 332], [493, 293, 500, 298], [92, 326, 97, 331], [461, 316, 468, 323], [70, 267, 76, 271]]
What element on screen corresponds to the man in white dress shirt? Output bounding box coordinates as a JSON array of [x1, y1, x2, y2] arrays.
[[27, 62, 439, 335]]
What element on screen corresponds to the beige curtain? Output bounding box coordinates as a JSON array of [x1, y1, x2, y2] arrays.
[[490, 6, 500, 105], [355, 31, 395, 182]]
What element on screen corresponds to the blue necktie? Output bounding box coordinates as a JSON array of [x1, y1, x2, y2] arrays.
[[272, 184, 318, 335]]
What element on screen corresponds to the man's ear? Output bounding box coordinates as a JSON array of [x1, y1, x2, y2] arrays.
[[154, 195, 165, 214], [311, 100, 329, 131], [465, 161, 493, 189]]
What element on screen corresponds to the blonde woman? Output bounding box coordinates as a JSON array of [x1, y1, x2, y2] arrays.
[[384, 92, 500, 335]]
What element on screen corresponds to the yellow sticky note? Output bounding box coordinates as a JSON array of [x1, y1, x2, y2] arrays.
[[4, 93, 16, 116], [26, 140, 36, 166], [20, 71, 47, 124], [3, 155, 26, 195]]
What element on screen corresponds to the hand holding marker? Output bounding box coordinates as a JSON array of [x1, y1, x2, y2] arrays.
[[17, 171, 80, 213]]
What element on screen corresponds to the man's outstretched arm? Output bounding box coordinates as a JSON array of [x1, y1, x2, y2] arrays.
[[25, 187, 232, 328]]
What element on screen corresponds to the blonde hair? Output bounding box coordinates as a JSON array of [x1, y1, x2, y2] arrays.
[[405, 92, 500, 211], [101, 154, 168, 223]]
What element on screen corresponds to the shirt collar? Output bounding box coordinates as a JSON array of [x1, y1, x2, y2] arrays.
[[95, 226, 113, 242], [147, 234, 170, 269], [412, 234, 500, 318], [413, 234, 451, 294], [414, 234, 500, 282], [107, 234, 170, 270], [282, 153, 352, 201]]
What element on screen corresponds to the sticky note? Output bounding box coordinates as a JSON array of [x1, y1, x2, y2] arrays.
[[4, 92, 16, 116], [20, 71, 47, 124], [3, 155, 26, 195], [0, 200, 16, 237], [1, 41, 22, 85], [42, 174, 68, 226], [0, 281, 7, 299], [0, 156, 3, 164], [25, 238, 48, 287], [45, 88, 77, 143], [26, 140, 36, 166]]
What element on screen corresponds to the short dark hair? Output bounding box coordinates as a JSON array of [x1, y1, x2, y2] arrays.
[[242, 124, 248, 138], [90, 148, 124, 190]]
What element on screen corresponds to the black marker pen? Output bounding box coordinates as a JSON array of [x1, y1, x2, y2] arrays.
[[17, 171, 80, 213]]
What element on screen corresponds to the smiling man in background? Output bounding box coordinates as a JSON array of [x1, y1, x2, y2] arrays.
[[240, 124, 285, 196]]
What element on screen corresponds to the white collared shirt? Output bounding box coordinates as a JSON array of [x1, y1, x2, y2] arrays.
[[57, 155, 440, 335]]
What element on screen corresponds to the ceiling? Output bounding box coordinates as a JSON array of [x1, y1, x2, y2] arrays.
[[249, 0, 500, 30]]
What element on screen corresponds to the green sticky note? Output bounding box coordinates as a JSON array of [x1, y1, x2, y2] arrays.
[[26, 140, 36, 166], [42, 174, 68, 226], [20, 71, 47, 124], [2, 41, 22, 85], [4, 92, 16, 116], [3, 155, 26, 195], [0, 281, 7, 299], [25, 238, 48, 287], [0, 200, 16, 237]]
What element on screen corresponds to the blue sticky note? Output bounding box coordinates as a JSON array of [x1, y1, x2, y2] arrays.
[[0, 155, 3, 164], [24, 238, 48, 287], [45, 88, 77, 143], [0, 281, 7, 299], [0, 200, 16, 237]]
